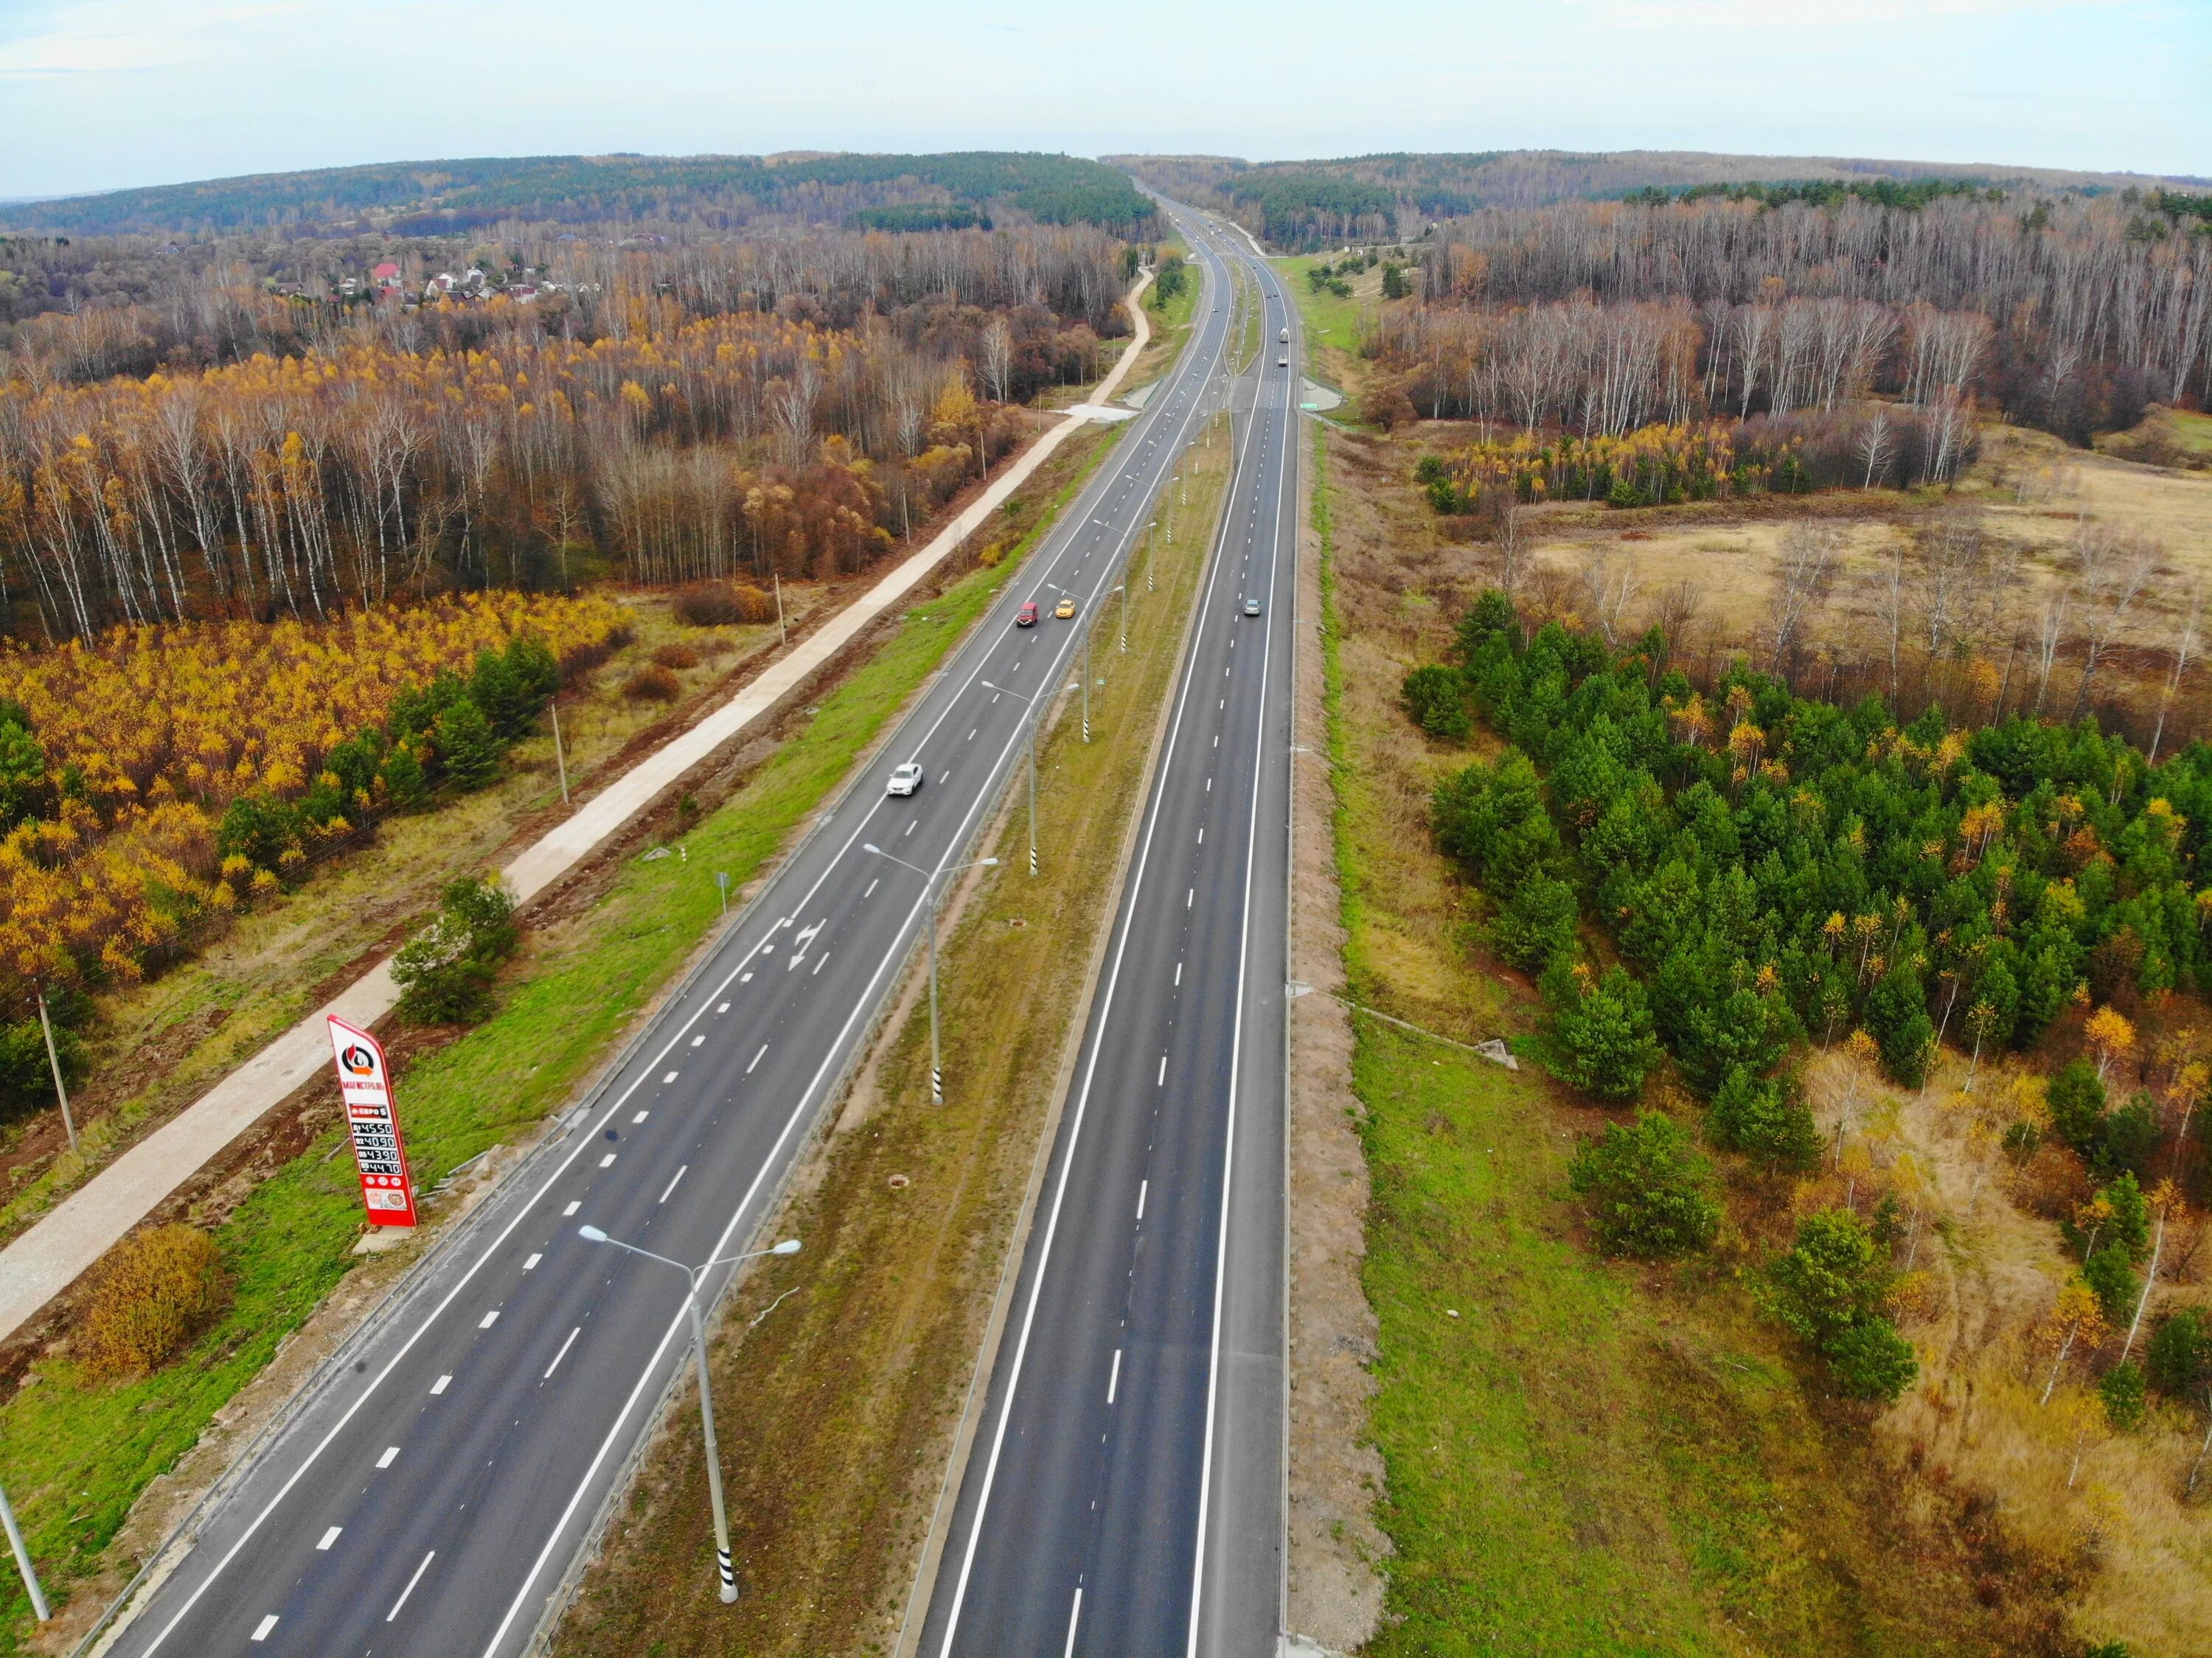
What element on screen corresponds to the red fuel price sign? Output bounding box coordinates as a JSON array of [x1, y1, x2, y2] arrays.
[[327, 1015, 417, 1227]]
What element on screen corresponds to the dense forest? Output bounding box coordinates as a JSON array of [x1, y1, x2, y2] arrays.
[[1113, 149, 2198, 244], [0, 223, 1134, 640], [1364, 189, 2211, 446], [0, 152, 1158, 240]]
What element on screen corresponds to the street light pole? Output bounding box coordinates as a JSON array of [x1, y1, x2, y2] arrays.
[[0, 1481, 48, 1622], [983, 680, 1046, 876], [1118, 583, 1128, 655], [863, 847, 997, 1101], [1082, 628, 1091, 744], [574, 1229, 801, 1604], [1146, 518, 1158, 591]]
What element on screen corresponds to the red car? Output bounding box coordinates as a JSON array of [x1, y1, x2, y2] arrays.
[[1016, 601, 1039, 627]]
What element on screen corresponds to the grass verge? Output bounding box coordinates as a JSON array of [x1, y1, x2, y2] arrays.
[[1315, 422, 2074, 1656], [0, 431, 1127, 1654], [552, 414, 1235, 1658]]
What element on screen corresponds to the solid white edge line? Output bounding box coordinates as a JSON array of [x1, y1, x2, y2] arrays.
[[1063, 1586, 1082, 1658], [936, 232, 1251, 1657], [1186, 249, 1293, 1658]]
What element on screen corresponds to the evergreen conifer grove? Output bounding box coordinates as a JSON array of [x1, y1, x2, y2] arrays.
[[1422, 588, 2212, 1396]]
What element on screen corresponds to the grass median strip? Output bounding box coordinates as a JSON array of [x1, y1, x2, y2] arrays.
[[554, 412, 1234, 1658], [0, 430, 1132, 1654]]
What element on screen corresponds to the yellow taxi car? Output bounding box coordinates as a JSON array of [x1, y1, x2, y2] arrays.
[[1054, 596, 1077, 620]]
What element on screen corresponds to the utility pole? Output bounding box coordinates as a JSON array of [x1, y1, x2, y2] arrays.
[[35, 992, 76, 1154], [549, 698, 571, 808], [716, 871, 731, 915]]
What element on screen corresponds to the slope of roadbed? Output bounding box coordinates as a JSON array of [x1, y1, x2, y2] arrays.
[[0, 274, 1154, 1348]]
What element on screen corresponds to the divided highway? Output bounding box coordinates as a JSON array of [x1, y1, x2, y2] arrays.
[[99, 232, 1238, 1658], [920, 212, 1297, 1658]]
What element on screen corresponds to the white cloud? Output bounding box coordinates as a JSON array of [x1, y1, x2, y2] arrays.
[[0, 2, 302, 79]]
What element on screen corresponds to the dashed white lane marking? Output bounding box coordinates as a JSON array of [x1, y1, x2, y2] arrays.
[[316, 1527, 341, 1551], [1107, 1348, 1122, 1404], [1158, 1055, 1168, 1085], [376, 1446, 399, 1469], [1187, 888, 1194, 908], [662, 1070, 678, 1084], [251, 1615, 278, 1642], [660, 1166, 688, 1204], [479, 1309, 500, 1330], [523, 1253, 541, 1271], [717, 1001, 730, 1012], [906, 819, 918, 837], [690, 1034, 704, 1047], [387, 1550, 434, 1622], [599, 1152, 617, 1168], [1206, 778, 1211, 791], [864, 878, 880, 898], [563, 1200, 580, 1217], [748, 1045, 768, 1073], [1197, 828, 1204, 843], [1175, 961, 1183, 986], [813, 953, 830, 975], [740, 972, 753, 983], [633, 1110, 650, 1124], [967, 728, 977, 741], [545, 1326, 580, 1379], [1137, 1180, 1147, 1219], [431, 1375, 451, 1396]]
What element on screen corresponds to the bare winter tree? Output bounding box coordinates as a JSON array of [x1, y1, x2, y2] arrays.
[[1856, 408, 1894, 489], [1579, 546, 1642, 648], [979, 316, 1015, 405], [2150, 585, 2205, 764], [2034, 588, 2071, 714], [2070, 520, 2166, 718], [1764, 521, 1842, 684]]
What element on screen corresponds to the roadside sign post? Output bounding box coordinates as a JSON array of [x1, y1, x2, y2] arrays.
[[327, 1017, 417, 1227]]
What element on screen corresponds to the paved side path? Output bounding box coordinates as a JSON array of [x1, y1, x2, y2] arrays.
[[0, 279, 1155, 1345]]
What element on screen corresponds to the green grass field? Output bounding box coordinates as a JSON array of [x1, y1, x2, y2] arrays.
[[0, 520, 1088, 1651], [1312, 424, 2037, 1658], [1275, 255, 1371, 358]]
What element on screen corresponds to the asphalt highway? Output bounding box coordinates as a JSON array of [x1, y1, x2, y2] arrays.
[[920, 210, 1296, 1658], [101, 226, 1240, 1658]]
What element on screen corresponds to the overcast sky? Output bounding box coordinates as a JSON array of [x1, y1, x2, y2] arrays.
[[1, 0, 2203, 200]]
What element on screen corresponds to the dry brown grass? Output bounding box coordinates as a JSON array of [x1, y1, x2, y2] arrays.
[[1790, 1040, 2212, 1654]]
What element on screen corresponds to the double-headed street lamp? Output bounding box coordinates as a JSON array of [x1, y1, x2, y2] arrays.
[[574, 1227, 801, 1603], [862, 846, 997, 1102]]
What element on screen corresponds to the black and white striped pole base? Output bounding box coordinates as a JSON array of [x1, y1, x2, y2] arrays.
[[718, 1547, 737, 1603], [931, 1065, 943, 1103]]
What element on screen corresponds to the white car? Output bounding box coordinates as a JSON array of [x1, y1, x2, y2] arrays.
[[886, 762, 924, 796], [1242, 597, 1262, 617], [1276, 356, 1289, 368]]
